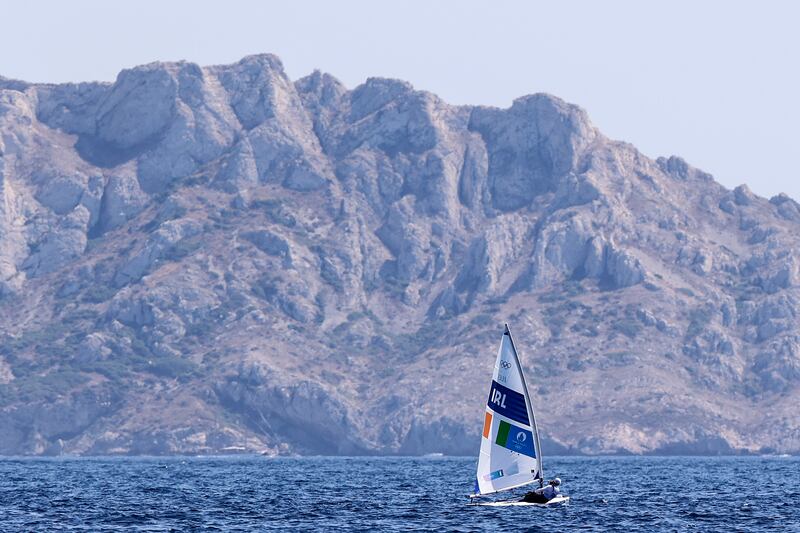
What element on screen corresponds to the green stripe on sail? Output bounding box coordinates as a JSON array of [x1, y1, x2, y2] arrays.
[[495, 420, 510, 446]]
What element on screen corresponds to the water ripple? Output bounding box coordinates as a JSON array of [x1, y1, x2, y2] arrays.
[[0, 456, 797, 531]]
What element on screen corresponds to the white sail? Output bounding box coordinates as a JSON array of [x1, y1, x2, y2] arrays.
[[473, 324, 543, 496]]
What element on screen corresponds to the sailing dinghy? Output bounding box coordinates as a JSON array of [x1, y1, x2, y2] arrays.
[[469, 324, 569, 507]]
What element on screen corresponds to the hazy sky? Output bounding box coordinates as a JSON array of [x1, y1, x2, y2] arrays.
[[2, 0, 798, 200]]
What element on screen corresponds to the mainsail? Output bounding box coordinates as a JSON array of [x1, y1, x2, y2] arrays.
[[472, 324, 543, 496]]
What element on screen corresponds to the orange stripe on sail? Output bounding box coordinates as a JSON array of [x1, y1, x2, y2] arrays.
[[482, 411, 493, 438]]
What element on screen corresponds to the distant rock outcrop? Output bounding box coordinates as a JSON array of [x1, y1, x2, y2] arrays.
[[0, 55, 798, 456]]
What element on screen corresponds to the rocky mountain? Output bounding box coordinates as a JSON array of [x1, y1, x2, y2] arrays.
[[0, 54, 798, 456]]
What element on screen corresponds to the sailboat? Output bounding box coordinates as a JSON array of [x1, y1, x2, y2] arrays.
[[469, 323, 569, 506]]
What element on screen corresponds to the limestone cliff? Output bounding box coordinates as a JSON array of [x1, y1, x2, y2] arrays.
[[0, 55, 798, 455]]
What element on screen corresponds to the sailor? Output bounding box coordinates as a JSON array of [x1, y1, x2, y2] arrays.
[[521, 478, 561, 503]]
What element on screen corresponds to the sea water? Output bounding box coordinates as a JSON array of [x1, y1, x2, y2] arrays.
[[0, 455, 797, 531]]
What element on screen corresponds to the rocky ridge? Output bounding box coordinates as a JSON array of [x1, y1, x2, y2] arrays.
[[0, 55, 798, 456]]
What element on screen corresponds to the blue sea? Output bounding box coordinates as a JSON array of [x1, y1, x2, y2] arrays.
[[0, 456, 797, 531]]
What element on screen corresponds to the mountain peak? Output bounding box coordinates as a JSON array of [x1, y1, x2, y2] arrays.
[[0, 53, 798, 457]]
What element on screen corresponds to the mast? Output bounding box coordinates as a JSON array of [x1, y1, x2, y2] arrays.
[[504, 323, 544, 486]]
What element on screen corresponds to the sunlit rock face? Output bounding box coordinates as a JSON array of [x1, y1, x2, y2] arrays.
[[0, 55, 798, 457]]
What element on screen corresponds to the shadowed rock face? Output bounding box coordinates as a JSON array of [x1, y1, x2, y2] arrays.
[[0, 54, 799, 456]]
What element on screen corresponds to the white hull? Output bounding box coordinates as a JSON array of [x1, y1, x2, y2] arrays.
[[472, 495, 570, 507]]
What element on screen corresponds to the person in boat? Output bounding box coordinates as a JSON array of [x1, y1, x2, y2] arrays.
[[521, 478, 561, 503]]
